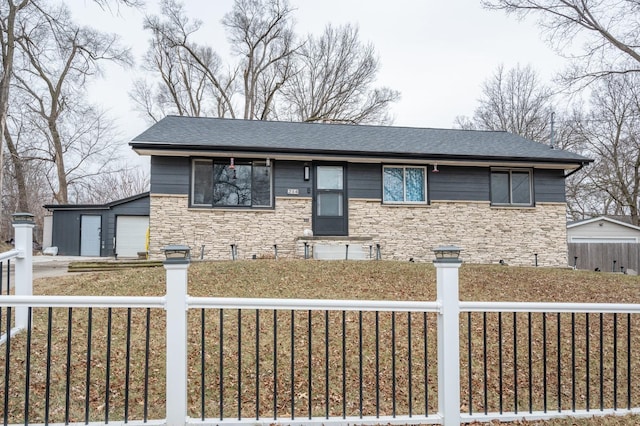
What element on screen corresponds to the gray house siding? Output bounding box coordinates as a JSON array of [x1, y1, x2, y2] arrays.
[[429, 166, 489, 201], [150, 156, 190, 195], [150, 157, 568, 205], [534, 169, 566, 203], [348, 163, 381, 199], [274, 160, 311, 198]]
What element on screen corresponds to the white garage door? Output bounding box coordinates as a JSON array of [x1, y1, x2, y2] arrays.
[[116, 216, 149, 258]]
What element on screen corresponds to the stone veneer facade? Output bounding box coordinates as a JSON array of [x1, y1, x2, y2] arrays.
[[150, 194, 568, 266]]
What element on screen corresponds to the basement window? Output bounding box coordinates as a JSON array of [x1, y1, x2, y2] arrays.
[[191, 159, 272, 208], [490, 169, 533, 206]]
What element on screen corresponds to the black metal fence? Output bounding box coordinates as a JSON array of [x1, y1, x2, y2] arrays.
[[188, 307, 440, 422], [0, 305, 165, 424], [462, 310, 639, 418]]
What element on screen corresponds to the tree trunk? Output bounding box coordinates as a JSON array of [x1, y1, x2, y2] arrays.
[[48, 118, 68, 203], [0, 0, 29, 230], [3, 128, 29, 212]]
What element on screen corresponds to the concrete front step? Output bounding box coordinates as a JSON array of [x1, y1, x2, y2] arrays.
[[313, 243, 369, 260]]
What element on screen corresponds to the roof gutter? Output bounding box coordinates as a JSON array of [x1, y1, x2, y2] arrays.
[[563, 161, 589, 179]]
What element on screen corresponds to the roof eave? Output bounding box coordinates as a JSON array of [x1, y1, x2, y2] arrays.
[[568, 216, 640, 231], [130, 143, 590, 168]]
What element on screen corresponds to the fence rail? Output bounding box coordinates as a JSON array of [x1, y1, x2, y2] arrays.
[[1, 214, 640, 425]]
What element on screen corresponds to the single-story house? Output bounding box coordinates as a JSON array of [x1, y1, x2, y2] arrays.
[[43, 192, 150, 257], [130, 116, 591, 266], [567, 216, 640, 272]]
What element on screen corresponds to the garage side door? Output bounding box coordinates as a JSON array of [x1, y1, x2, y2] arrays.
[[80, 215, 102, 256], [116, 216, 149, 258]]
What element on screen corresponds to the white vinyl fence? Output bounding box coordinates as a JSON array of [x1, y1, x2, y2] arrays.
[[1, 214, 640, 426]]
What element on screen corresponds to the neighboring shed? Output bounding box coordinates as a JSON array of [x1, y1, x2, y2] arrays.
[[567, 216, 640, 272], [43, 193, 150, 257]]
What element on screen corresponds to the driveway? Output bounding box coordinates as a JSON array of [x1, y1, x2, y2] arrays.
[[0, 256, 104, 291], [32, 255, 104, 279]]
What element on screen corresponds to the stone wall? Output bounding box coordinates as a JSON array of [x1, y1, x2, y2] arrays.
[[348, 199, 568, 266], [149, 195, 312, 260], [150, 194, 568, 266]]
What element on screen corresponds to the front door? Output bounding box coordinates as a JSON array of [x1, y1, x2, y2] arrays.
[[80, 215, 101, 256], [313, 164, 348, 236]]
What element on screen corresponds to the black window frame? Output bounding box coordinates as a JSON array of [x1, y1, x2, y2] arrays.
[[490, 168, 534, 206], [190, 158, 274, 209]]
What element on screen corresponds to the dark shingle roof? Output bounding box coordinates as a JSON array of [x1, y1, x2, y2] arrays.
[[43, 192, 150, 211], [131, 116, 590, 164]]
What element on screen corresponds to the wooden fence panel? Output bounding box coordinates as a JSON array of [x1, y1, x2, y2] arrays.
[[568, 242, 639, 272]]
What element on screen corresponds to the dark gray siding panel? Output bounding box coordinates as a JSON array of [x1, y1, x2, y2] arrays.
[[348, 163, 381, 199], [51, 211, 81, 256], [534, 169, 566, 203], [429, 166, 489, 201], [112, 196, 150, 215], [274, 161, 382, 199], [274, 160, 312, 197], [52, 210, 107, 256], [150, 156, 190, 194]]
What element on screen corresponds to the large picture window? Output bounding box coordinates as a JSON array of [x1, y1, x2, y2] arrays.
[[192, 159, 272, 208], [490, 169, 532, 206], [383, 166, 427, 203]]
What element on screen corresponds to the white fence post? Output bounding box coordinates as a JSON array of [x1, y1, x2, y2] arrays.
[[12, 213, 34, 330], [434, 246, 462, 426], [164, 255, 190, 426]]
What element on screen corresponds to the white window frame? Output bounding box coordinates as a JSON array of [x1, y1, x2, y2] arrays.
[[382, 165, 428, 204], [490, 168, 533, 206]]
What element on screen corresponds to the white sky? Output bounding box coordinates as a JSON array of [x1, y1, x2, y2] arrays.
[[68, 0, 567, 164]]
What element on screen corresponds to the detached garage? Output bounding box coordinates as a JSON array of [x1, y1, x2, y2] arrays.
[[567, 216, 640, 272], [44, 193, 150, 257]]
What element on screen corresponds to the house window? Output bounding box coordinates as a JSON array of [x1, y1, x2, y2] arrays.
[[383, 166, 427, 203], [491, 169, 532, 206], [191, 159, 272, 208]]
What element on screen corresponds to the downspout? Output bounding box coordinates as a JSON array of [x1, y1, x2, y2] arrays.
[[563, 161, 588, 179]]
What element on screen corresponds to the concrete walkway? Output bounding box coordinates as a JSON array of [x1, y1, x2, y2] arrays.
[[32, 255, 104, 279]]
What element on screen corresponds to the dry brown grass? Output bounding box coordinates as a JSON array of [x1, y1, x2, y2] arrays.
[[0, 260, 638, 425]]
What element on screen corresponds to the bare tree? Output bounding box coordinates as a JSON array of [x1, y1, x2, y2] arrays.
[[70, 164, 149, 204], [136, 0, 399, 125], [281, 23, 400, 124], [222, 0, 298, 120], [0, 0, 29, 235], [140, 0, 237, 120], [573, 73, 640, 225], [455, 64, 553, 141], [12, 2, 131, 203], [133, 0, 233, 122], [4, 114, 31, 214], [483, 0, 640, 86]]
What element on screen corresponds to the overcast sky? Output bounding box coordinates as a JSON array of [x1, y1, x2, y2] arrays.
[[68, 0, 566, 162]]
